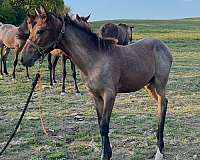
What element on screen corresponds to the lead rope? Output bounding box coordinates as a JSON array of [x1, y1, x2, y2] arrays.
[[0, 73, 40, 156], [37, 62, 49, 136]]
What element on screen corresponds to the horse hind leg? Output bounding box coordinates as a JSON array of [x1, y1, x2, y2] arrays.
[[3, 47, 10, 75], [0, 44, 4, 76], [144, 83, 158, 103], [150, 78, 168, 160]]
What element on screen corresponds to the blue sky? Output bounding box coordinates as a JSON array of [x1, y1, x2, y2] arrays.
[[64, 0, 200, 21]]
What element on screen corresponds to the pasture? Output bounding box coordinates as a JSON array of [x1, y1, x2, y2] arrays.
[[0, 18, 200, 160]]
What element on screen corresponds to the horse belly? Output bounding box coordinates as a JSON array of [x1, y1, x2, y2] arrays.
[[118, 67, 155, 93]]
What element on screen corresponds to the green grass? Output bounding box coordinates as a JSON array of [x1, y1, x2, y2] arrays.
[[0, 18, 200, 160]]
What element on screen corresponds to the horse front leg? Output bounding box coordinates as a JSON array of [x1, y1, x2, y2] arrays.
[[155, 89, 168, 160], [60, 56, 67, 96], [52, 56, 59, 84], [26, 66, 30, 79], [70, 59, 80, 94], [12, 48, 20, 80], [100, 89, 116, 160], [48, 53, 53, 86]]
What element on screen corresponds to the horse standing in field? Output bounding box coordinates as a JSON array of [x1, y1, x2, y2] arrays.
[[99, 23, 134, 45], [48, 49, 80, 95], [47, 14, 90, 95], [0, 15, 35, 79], [20, 6, 172, 160]]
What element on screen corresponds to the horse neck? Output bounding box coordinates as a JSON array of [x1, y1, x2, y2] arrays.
[[59, 24, 100, 75]]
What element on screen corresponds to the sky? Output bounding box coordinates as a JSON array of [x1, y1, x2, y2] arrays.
[[64, 0, 200, 21]]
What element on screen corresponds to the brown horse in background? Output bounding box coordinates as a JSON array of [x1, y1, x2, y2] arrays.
[[20, 6, 172, 160], [0, 15, 35, 79], [99, 23, 134, 45], [47, 14, 90, 95], [48, 49, 80, 95]]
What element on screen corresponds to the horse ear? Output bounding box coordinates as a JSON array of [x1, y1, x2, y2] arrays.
[[76, 14, 81, 20], [130, 25, 134, 29], [35, 8, 40, 17], [39, 5, 47, 18], [35, 6, 47, 18], [85, 14, 91, 21]]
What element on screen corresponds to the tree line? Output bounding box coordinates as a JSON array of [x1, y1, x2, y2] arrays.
[[0, 0, 70, 25]]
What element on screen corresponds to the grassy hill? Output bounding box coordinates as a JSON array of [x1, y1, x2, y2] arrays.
[[0, 18, 200, 159]]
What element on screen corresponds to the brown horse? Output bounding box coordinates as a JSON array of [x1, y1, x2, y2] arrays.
[[47, 14, 90, 95], [0, 15, 35, 79], [99, 23, 134, 45], [48, 49, 80, 95], [20, 6, 172, 160]]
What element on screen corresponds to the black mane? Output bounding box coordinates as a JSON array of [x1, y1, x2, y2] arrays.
[[50, 13, 117, 51]]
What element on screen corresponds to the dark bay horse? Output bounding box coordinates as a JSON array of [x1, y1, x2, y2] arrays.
[[47, 14, 90, 95], [99, 23, 134, 45], [48, 49, 80, 95], [20, 6, 172, 160], [0, 15, 35, 79]]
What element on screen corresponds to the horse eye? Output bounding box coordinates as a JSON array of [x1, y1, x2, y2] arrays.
[[37, 29, 45, 34]]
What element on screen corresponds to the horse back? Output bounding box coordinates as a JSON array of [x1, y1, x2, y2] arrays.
[[113, 38, 172, 92], [0, 24, 18, 48]]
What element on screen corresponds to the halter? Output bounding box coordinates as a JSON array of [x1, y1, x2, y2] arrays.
[[27, 16, 65, 62]]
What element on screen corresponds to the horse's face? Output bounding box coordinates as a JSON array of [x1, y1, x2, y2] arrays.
[[118, 23, 134, 41], [21, 6, 61, 67]]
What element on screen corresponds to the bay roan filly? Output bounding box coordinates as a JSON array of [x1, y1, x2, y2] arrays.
[[20, 6, 172, 160], [0, 15, 35, 79]]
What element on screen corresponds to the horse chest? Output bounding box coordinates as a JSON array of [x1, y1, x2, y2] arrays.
[[80, 67, 110, 93]]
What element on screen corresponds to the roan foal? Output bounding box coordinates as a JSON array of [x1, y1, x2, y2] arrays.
[[21, 6, 172, 160]]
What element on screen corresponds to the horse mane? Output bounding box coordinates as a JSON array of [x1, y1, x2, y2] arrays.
[[17, 18, 29, 40], [63, 14, 117, 51]]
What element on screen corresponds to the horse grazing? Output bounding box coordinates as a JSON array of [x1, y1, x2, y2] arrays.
[[0, 15, 35, 79], [47, 14, 90, 95], [99, 23, 134, 45], [20, 6, 172, 160]]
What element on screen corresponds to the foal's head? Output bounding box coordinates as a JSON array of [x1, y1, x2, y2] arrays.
[[75, 14, 91, 30], [21, 6, 63, 66]]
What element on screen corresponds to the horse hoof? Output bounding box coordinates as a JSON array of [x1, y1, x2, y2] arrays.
[[12, 78, 16, 82], [75, 92, 81, 96], [101, 155, 111, 160], [27, 78, 31, 82], [155, 148, 163, 160], [60, 92, 67, 96]]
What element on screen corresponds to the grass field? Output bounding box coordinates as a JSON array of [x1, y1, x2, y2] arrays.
[[0, 18, 200, 160]]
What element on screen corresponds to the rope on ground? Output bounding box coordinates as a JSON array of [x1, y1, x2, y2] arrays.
[[0, 73, 40, 156]]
